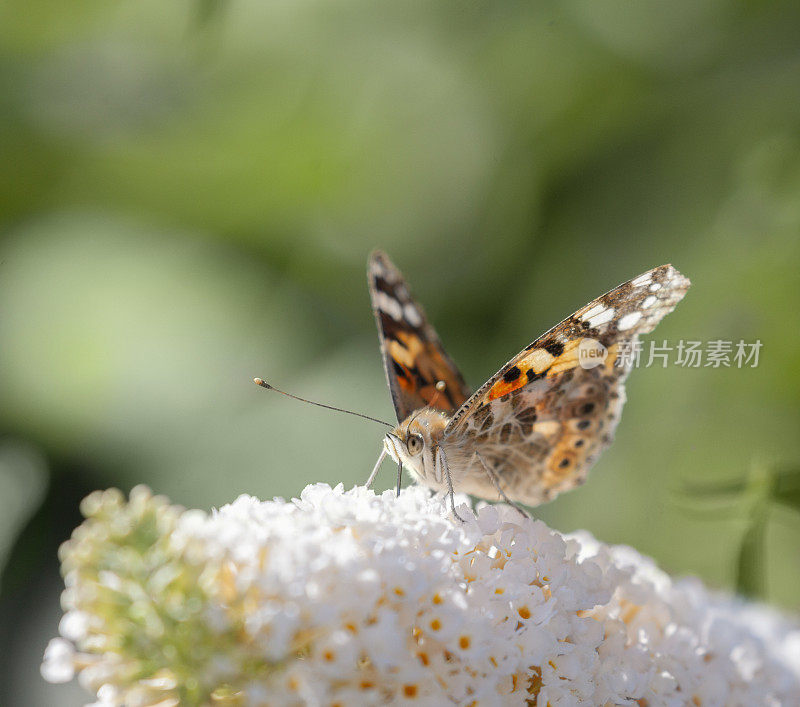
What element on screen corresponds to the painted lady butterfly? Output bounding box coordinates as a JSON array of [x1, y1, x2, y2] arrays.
[[367, 250, 690, 515]]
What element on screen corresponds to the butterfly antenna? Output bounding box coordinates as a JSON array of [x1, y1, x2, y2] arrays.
[[254, 378, 394, 428], [429, 380, 446, 409], [406, 380, 448, 429]]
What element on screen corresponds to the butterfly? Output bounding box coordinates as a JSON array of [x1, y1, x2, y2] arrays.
[[367, 250, 690, 515]]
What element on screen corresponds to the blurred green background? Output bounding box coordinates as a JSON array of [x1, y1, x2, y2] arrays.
[[1, 1, 800, 704]]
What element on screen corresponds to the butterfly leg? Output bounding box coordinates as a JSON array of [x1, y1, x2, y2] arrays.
[[395, 459, 403, 497], [364, 448, 387, 489], [474, 452, 530, 520], [437, 447, 465, 522]]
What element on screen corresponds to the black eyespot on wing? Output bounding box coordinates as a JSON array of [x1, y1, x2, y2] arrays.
[[544, 341, 564, 357], [503, 366, 521, 383]]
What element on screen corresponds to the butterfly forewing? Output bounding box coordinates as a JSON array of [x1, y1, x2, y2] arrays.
[[368, 250, 471, 422], [442, 264, 690, 506]]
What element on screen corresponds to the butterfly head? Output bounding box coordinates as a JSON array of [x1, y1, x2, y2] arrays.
[[384, 408, 449, 483]]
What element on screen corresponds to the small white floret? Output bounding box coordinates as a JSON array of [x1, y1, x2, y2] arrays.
[[42, 482, 800, 706], [40, 639, 76, 683]]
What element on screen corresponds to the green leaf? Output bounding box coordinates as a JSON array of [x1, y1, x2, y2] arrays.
[[736, 512, 768, 599], [677, 477, 750, 499], [771, 466, 800, 512], [194, 0, 226, 27], [0, 442, 49, 588]]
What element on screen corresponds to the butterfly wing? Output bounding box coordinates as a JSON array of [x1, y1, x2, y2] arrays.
[[368, 250, 471, 422], [444, 264, 690, 506]]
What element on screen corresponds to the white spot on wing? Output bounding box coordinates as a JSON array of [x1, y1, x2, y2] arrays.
[[403, 303, 422, 327], [642, 295, 658, 309], [581, 303, 605, 321], [587, 307, 615, 328], [617, 311, 642, 331], [631, 272, 652, 287], [649, 282, 661, 292], [375, 292, 403, 320], [533, 420, 560, 437]]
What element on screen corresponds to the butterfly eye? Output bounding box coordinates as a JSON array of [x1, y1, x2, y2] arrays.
[[406, 434, 424, 456]]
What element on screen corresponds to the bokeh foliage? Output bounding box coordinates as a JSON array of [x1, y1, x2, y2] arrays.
[[1, 1, 799, 704]]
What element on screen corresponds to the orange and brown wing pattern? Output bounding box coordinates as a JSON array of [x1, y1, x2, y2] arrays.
[[444, 264, 690, 506], [368, 251, 471, 422]]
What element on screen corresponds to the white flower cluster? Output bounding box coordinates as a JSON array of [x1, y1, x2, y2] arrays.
[[43, 483, 800, 706]]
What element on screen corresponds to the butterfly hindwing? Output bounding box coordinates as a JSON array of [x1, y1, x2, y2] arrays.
[[368, 250, 471, 422], [443, 264, 690, 505]]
